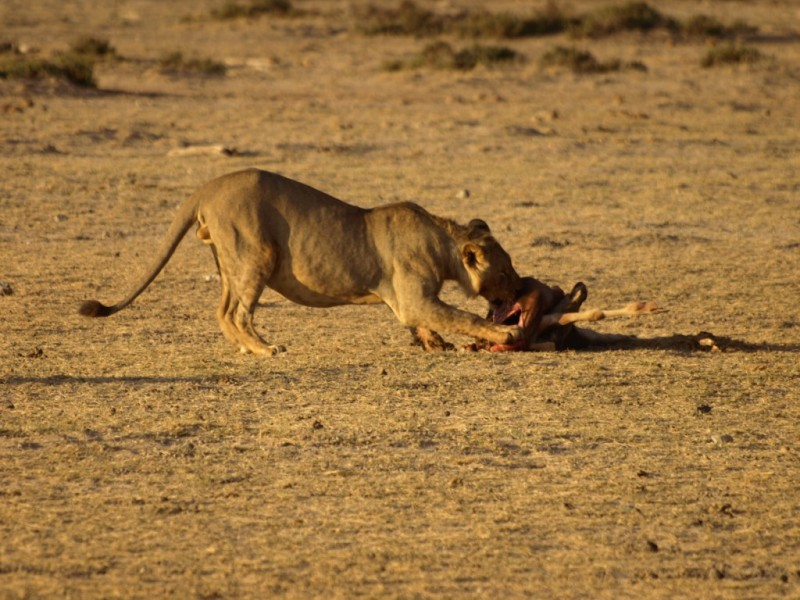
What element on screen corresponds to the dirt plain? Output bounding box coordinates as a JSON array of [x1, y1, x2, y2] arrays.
[[2, 0, 800, 598]]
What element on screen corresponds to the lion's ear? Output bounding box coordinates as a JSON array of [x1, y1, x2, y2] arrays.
[[467, 219, 491, 239], [461, 242, 484, 268]]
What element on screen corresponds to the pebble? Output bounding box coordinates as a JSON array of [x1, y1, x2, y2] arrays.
[[710, 434, 734, 445]]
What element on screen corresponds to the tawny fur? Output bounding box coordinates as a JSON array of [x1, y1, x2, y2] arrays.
[[79, 169, 523, 354]]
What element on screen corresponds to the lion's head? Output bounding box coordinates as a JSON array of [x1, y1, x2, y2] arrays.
[[460, 219, 521, 304]]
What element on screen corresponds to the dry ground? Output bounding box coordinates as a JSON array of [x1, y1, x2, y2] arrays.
[[2, 1, 799, 598]]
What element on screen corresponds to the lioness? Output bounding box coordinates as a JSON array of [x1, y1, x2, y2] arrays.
[[79, 169, 522, 354]]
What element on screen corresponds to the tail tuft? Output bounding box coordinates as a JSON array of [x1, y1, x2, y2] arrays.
[[78, 300, 114, 318]]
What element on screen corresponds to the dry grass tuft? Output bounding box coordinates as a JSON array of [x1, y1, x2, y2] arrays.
[[356, 1, 444, 36], [385, 41, 522, 71], [0, 36, 120, 88], [211, 0, 294, 20], [358, 1, 758, 43], [451, 2, 571, 39], [539, 46, 646, 73], [69, 36, 117, 59], [701, 43, 765, 67], [0, 52, 96, 87], [571, 1, 675, 38], [358, 0, 571, 38], [158, 51, 227, 76]]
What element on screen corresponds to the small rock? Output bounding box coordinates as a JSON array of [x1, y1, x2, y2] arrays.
[[0, 281, 13, 296], [531, 236, 569, 249], [508, 125, 544, 137], [168, 145, 236, 157], [710, 433, 734, 445], [534, 109, 559, 122], [54, 214, 69, 222], [455, 189, 470, 200]]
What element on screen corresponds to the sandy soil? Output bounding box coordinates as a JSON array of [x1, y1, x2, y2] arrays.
[[2, 1, 799, 598]]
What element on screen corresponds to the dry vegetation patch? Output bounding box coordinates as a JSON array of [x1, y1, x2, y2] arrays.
[[0, 36, 117, 89], [158, 51, 227, 76], [0, 40, 100, 88], [540, 45, 647, 74], [357, 0, 570, 38], [356, 1, 758, 41], [701, 42, 766, 67], [0, 54, 96, 87], [385, 40, 522, 71], [69, 36, 117, 60], [210, 0, 295, 20]]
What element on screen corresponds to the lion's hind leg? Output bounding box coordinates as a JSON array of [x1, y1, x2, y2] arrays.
[[211, 238, 285, 356], [214, 264, 243, 349]]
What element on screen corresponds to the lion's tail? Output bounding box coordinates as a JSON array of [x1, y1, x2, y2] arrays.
[[78, 194, 200, 318]]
